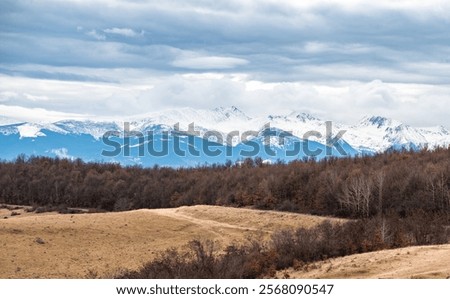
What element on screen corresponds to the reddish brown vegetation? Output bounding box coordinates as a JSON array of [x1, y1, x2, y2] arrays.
[[1, 148, 449, 220], [118, 213, 448, 279]]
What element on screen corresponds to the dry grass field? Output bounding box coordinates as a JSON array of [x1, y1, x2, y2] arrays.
[[0, 205, 342, 278], [2, 205, 448, 279], [278, 244, 450, 279]]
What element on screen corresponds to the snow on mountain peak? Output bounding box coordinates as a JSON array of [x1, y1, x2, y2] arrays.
[[54, 120, 121, 139], [438, 126, 449, 135], [288, 112, 320, 122], [359, 115, 399, 128], [421, 125, 449, 135], [127, 106, 253, 134], [17, 124, 46, 138], [0, 107, 449, 161], [266, 112, 320, 123], [212, 106, 251, 121]]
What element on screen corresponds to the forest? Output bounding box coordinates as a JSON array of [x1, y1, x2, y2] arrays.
[[0, 148, 449, 220]]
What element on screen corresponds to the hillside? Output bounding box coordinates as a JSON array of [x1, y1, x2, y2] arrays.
[[278, 245, 450, 279], [1, 107, 449, 167], [0, 205, 343, 278]]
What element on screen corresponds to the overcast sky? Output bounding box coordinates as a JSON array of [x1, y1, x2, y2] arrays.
[[1, 0, 450, 127]]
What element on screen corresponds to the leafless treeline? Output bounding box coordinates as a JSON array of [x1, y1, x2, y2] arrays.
[[0, 148, 449, 220]]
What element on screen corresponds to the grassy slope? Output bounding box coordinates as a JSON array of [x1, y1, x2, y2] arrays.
[[278, 244, 450, 279], [0, 205, 342, 278]]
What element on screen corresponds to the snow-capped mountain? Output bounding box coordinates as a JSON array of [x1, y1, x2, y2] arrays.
[[0, 107, 448, 167], [344, 116, 448, 153], [129, 106, 252, 135], [54, 120, 121, 139]]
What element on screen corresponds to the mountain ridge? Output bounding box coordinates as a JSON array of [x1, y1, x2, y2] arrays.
[[0, 107, 448, 166]]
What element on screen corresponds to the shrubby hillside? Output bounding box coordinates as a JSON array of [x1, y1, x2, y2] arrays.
[[0, 148, 448, 220]]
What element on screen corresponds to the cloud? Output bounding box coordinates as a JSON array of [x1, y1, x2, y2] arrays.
[[172, 56, 249, 70], [2, 0, 450, 78], [103, 27, 143, 37], [86, 30, 106, 40], [348, 80, 398, 110], [1, 72, 449, 128], [0, 0, 449, 129], [50, 148, 75, 160], [0, 104, 90, 123]]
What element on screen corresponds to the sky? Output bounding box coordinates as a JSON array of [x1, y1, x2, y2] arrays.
[[1, 0, 450, 127]]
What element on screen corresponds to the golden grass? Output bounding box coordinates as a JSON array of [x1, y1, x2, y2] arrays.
[[278, 244, 450, 279], [0, 205, 343, 278]]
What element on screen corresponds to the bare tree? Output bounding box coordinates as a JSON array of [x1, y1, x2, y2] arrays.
[[435, 172, 449, 211], [375, 171, 385, 218], [379, 218, 391, 244], [339, 175, 372, 217], [427, 172, 449, 211]]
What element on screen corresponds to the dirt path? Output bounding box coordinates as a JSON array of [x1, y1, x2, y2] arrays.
[[0, 205, 339, 278], [150, 208, 266, 237]]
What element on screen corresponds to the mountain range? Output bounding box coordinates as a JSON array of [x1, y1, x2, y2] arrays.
[[0, 106, 448, 167]]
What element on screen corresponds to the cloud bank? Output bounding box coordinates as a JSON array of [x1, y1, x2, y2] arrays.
[[0, 0, 449, 127]]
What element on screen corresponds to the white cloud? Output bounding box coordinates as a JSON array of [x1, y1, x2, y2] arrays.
[[1, 72, 449, 128], [172, 56, 249, 70], [50, 148, 75, 160], [103, 27, 143, 37], [0, 104, 90, 123], [302, 42, 372, 55], [86, 30, 106, 40]]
